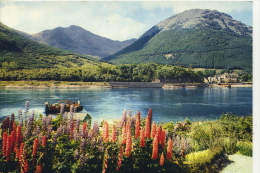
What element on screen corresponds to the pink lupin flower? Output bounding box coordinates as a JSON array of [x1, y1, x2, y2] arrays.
[[102, 121, 109, 142], [111, 124, 117, 143], [151, 136, 159, 159], [160, 130, 166, 148], [121, 123, 127, 144], [125, 126, 132, 157], [135, 111, 141, 138]]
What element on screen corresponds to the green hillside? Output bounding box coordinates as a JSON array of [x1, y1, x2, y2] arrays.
[[0, 22, 105, 69], [105, 28, 252, 72]]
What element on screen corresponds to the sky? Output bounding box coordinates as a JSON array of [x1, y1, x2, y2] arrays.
[[0, 0, 254, 41]]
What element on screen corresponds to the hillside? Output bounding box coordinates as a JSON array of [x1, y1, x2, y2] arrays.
[[104, 9, 252, 72], [20, 25, 136, 58], [0, 22, 108, 69]]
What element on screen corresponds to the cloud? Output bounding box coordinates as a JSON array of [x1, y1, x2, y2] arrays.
[[0, 1, 253, 41]]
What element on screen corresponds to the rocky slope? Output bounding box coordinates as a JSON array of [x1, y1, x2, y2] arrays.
[[104, 9, 252, 72], [21, 25, 136, 58]]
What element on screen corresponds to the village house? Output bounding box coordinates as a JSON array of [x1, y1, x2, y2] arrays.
[[205, 73, 239, 84]]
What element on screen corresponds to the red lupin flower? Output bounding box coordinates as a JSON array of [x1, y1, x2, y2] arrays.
[[145, 116, 151, 138], [159, 152, 165, 166], [166, 138, 173, 160], [2, 132, 7, 155], [151, 136, 159, 159], [42, 135, 47, 147], [32, 138, 39, 156], [19, 142, 24, 164], [135, 112, 140, 138], [160, 130, 166, 148], [16, 125, 22, 147], [140, 127, 145, 147], [6, 135, 12, 162], [151, 122, 157, 138], [23, 159, 29, 172], [36, 163, 43, 173], [11, 130, 16, 152]]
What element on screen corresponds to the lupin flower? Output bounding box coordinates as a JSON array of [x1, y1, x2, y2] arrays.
[[159, 152, 165, 166], [151, 122, 157, 138], [166, 138, 173, 160], [80, 138, 86, 154], [145, 116, 151, 138], [24, 101, 30, 116], [23, 159, 29, 172], [6, 135, 12, 162], [35, 163, 43, 173], [102, 121, 109, 142], [135, 112, 140, 138], [140, 127, 145, 147], [121, 123, 127, 144], [2, 132, 7, 155], [151, 136, 159, 160], [120, 110, 127, 128], [79, 153, 87, 167], [82, 122, 88, 138], [125, 125, 132, 157], [93, 121, 99, 135], [160, 130, 166, 148], [42, 135, 47, 147], [60, 103, 65, 116], [111, 124, 117, 143], [32, 138, 39, 157], [116, 145, 124, 171]]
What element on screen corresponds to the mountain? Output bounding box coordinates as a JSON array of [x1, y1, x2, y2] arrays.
[[20, 25, 136, 59], [104, 9, 252, 72], [0, 22, 107, 69]]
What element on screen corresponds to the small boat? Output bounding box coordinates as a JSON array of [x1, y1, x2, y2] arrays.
[[45, 100, 83, 114]]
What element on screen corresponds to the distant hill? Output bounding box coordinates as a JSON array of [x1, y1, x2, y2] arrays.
[[0, 22, 109, 69], [20, 25, 136, 59], [104, 9, 252, 72]]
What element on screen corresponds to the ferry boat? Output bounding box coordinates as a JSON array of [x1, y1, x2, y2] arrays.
[[45, 100, 83, 114]]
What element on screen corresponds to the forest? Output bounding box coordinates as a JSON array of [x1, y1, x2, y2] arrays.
[[0, 62, 252, 83]]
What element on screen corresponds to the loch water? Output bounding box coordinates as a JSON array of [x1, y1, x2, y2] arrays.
[[0, 87, 252, 123]]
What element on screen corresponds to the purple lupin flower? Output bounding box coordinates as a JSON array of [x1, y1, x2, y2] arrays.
[[80, 138, 86, 154], [60, 103, 65, 116], [24, 113, 34, 138], [75, 117, 80, 132], [70, 105, 74, 118], [120, 110, 127, 128], [47, 125, 53, 137], [79, 153, 86, 167], [42, 116, 47, 132], [24, 101, 30, 116]]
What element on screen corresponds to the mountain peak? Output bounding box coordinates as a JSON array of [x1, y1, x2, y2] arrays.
[[153, 9, 252, 36]]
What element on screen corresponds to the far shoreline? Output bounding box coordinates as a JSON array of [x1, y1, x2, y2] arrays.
[[0, 81, 252, 89]]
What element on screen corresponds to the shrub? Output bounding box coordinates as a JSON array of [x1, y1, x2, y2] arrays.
[[236, 141, 252, 156]]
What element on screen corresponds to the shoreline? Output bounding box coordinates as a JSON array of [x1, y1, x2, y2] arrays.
[[0, 81, 252, 89]]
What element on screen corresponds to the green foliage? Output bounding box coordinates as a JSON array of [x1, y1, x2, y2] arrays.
[[236, 141, 252, 157], [0, 22, 105, 69], [106, 28, 252, 72]]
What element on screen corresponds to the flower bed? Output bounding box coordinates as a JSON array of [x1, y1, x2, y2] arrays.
[[0, 102, 252, 172]]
